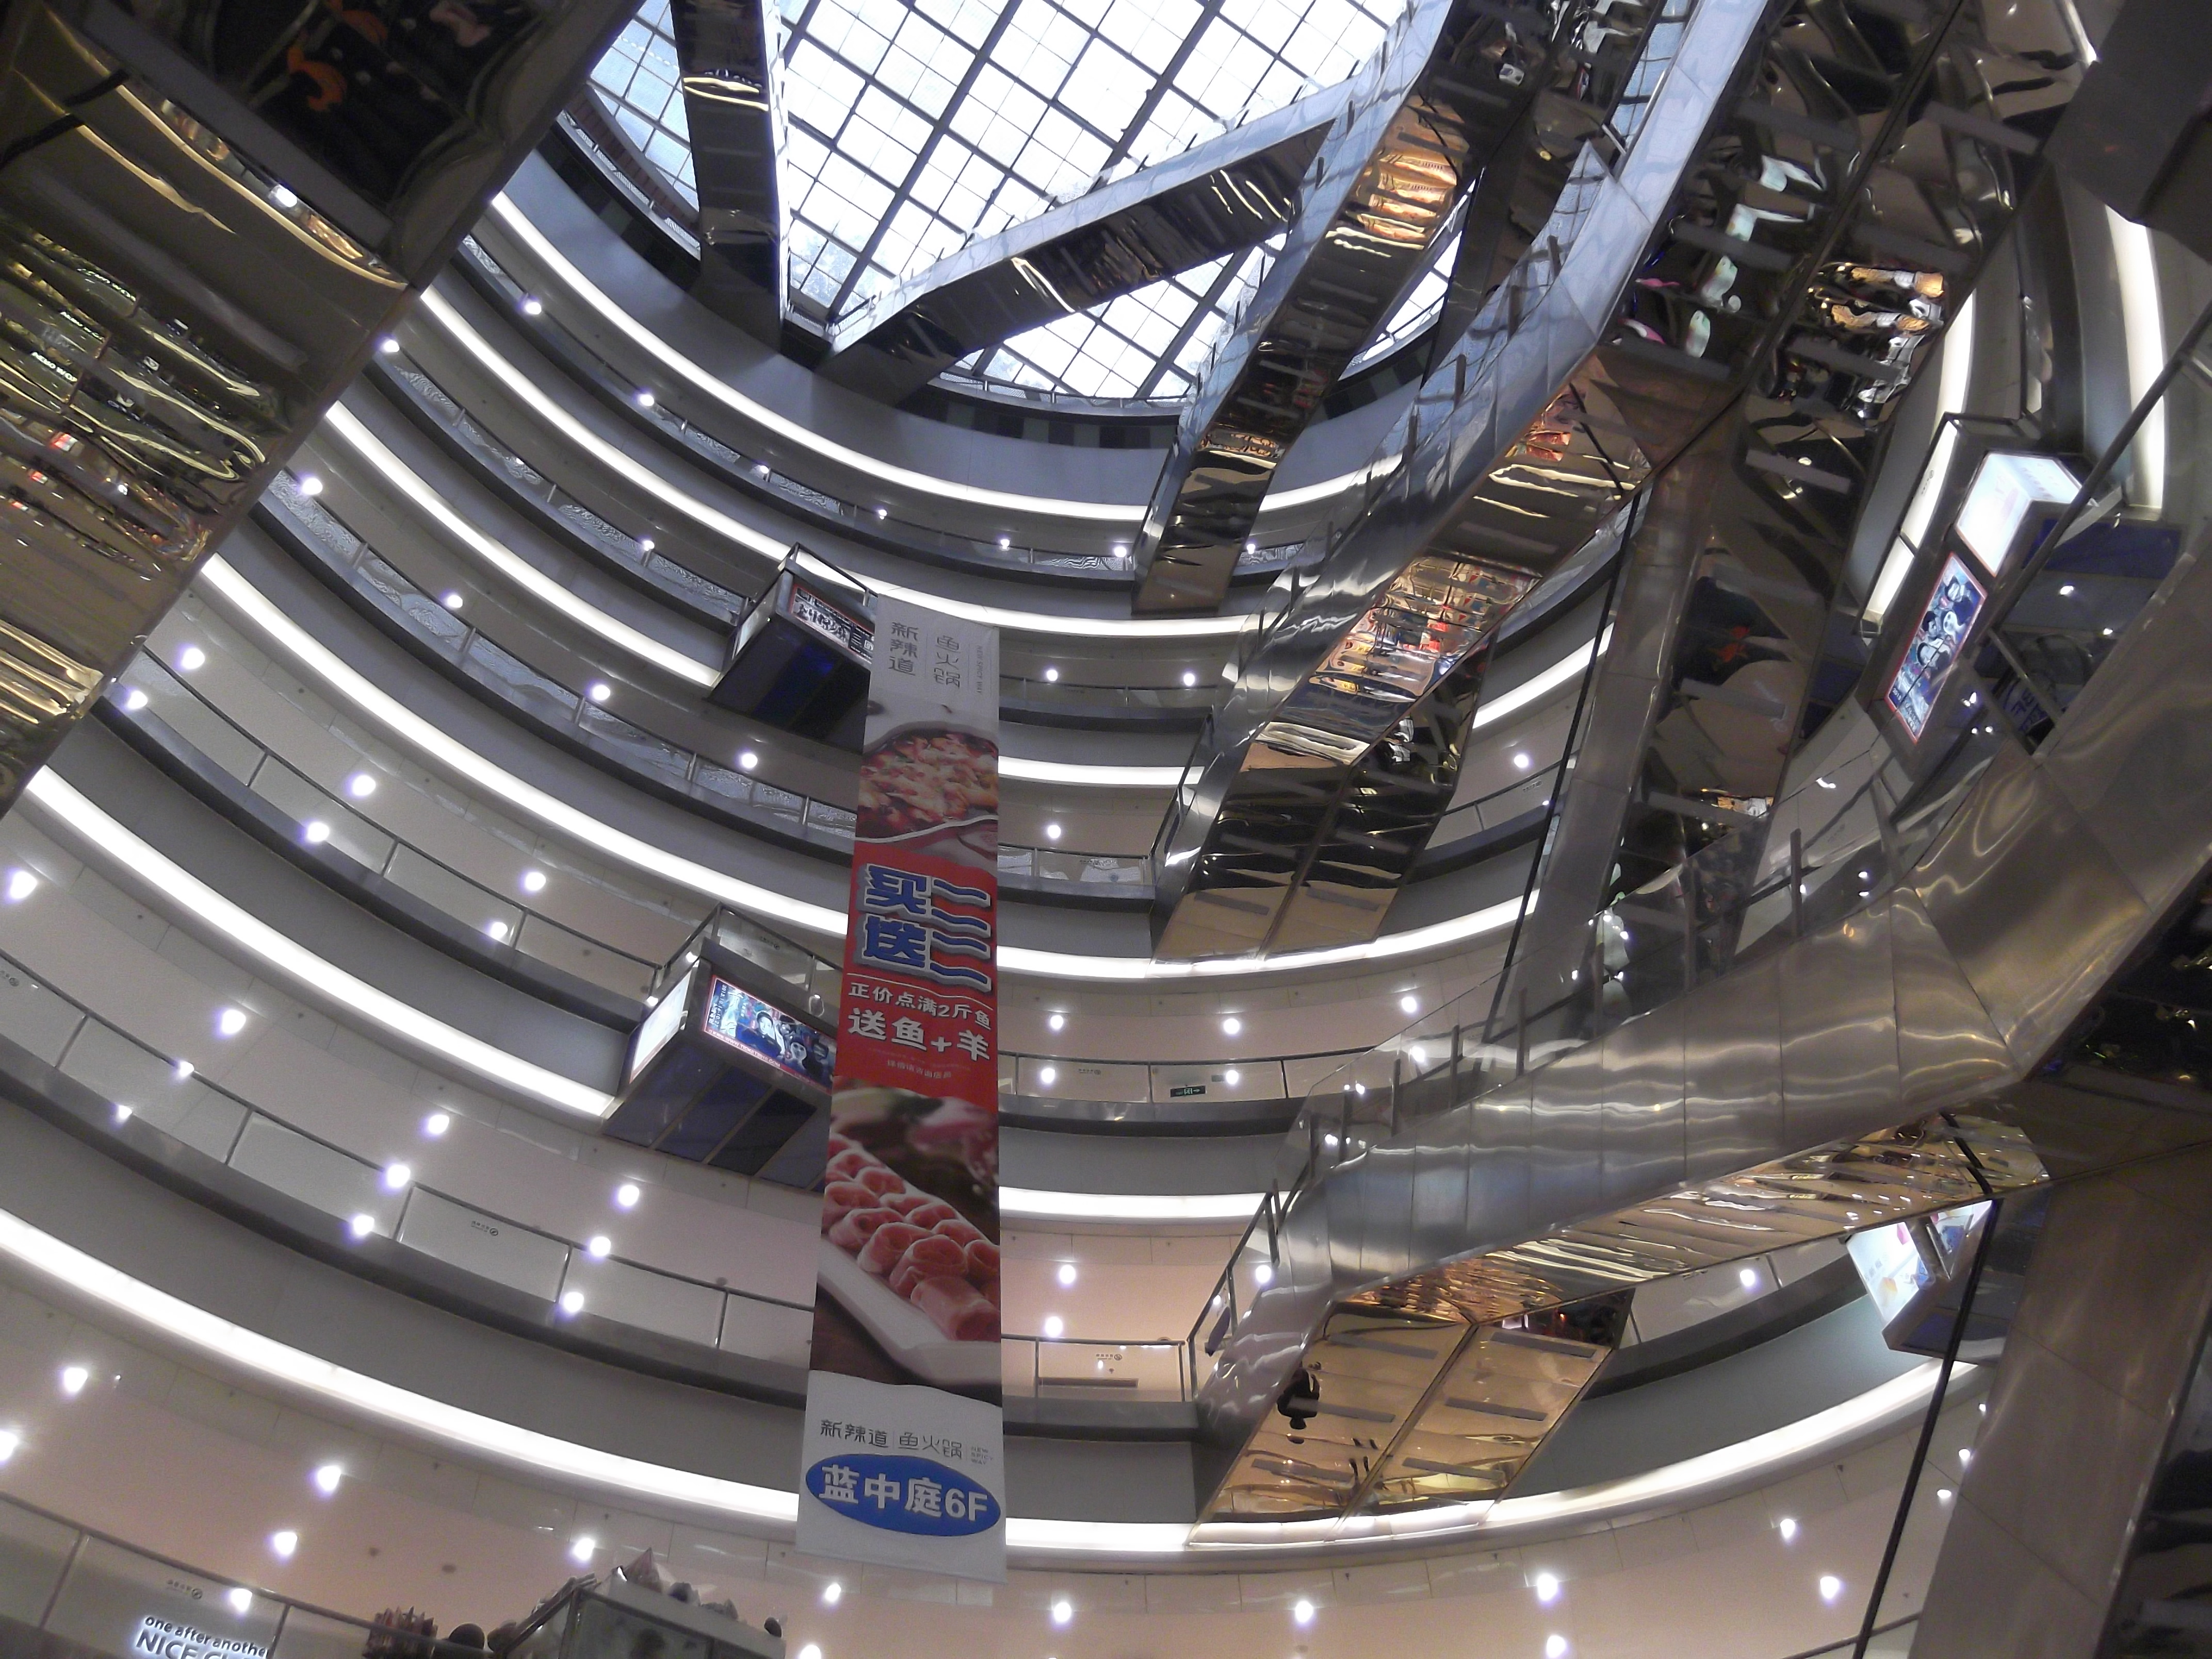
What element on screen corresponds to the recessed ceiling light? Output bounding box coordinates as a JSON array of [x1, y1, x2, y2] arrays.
[[997, 535, 1011, 549], [1739, 1266, 1760, 1289], [738, 750, 758, 771], [615, 1182, 641, 1209], [485, 920, 511, 942], [1818, 1575, 1843, 1602], [570, 1535, 595, 1564], [313, 1463, 343, 1495], [587, 681, 612, 704], [297, 475, 324, 498], [1778, 1517, 1798, 1541], [587, 1235, 612, 1259], [59, 1365, 87, 1396], [174, 1060, 194, 1080], [1399, 994, 1418, 1014], [121, 687, 150, 712], [1181, 670, 1197, 687], [1049, 1597, 1073, 1626], [270, 1530, 298, 1559], [1253, 1262, 1273, 1286], [0, 1432, 17, 1463], [377, 336, 400, 355], [522, 869, 548, 893], [349, 1213, 374, 1239], [443, 591, 464, 611], [177, 645, 206, 673], [1546, 1638, 1568, 1659], [1043, 667, 1059, 682], [1221, 1016, 1242, 1036], [383, 1163, 411, 1192], [226, 1589, 253, 1615], [4, 869, 37, 902], [1513, 752, 1532, 770], [1223, 1067, 1240, 1085], [217, 1007, 248, 1037], [1047, 1013, 1065, 1032], [521, 297, 544, 316], [874, 506, 888, 519], [797, 1647, 822, 1659], [639, 536, 655, 552], [1534, 1572, 1560, 1603], [1038, 1066, 1058, 1086], [560, 1290, 585, 1315], [635, 390, 656, 408], [424, 1112, 450, 1137], [113, 1104, 132, 1124], [1044, 823, 1062, 842], [1056, 1263, 1077, 1287], [821, 1582, 842, 1606], [2059, 583, 2074, 595], [346, 773, 376, 799], [1292, 1599, 1315, 1626], [1043, 1315, 1064, 1339]]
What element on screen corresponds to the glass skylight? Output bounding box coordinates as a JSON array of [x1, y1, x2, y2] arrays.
[[580, 0, 1415, 402]]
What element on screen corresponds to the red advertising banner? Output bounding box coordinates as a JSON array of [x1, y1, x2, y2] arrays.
[[800, 597, 1004, 1582]]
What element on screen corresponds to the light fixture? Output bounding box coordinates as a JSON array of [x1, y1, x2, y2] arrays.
[[1223, 1068, 1240, 1085], [1292, 1599, 1314, 1626], [1959, 1447, 1972, 1466], [1222, 1016, 1242, 1036], [874, 506, 888, 519], [174, 1060, 194, 1080], [1042, 1315, 1064, 1339], [1112, 544, 1129, 559], [570, 1535, 595, 1565], [122, 687, 150, 712], [1049, 1598, 1073, 1626], [1778, 1517, 1798, 1541], [635, 389, 656, 408], [1546, 1638, 1568, 1659], [615, 1182, 641, 1209], [1253, 1263, 1273, 1286], [347, 773, 376, 799], [2103, 626, 2116, 637], [485, 920, 511, 942], [0, 1431, 16, 1463], [798, 1647, 822, 1659], [1056, 1263, 1078, 1288], [1245, 540, 1258, 555], [269, 184, 298, 208], [217, 1007, 248, 1037], [2059, 583, 2075, 595], [297, 474, 324, 498], [997, 535, 1011, 549], [1038, 1066, 1058, 1086], [382, 1163, 412, 1192], [522, 869, 548, 893], [60, 1365, 88, 1396], [1818, 1575, 1843, 1603], [178, 645, 207, 673], [443, 592, 464, 611], [377, 336, 400, 355], [4, 869, 37, 902], [349, 1213, 374, 1239], [1044, 823, 1062, 842], [1399, 994, 1419, 1015], [227, 1589, 253, 1615], [1043, 667, 1060, 683], [639, 536, 655, 552], [521, 297, 544, 316], [312, 1463, 343, 1495], [1513, 752, 1532, 770], [738, 750, 759, 771], [424, 1112, 451, 1137], [1181, 670, 1198, 687], [113, 1105, 133, 1124], [1534, 1572, 1560, 1604], [821, 1582, 842, 1606], [588, 682, 612, 704], [1739, 1266, 1760, 1290], [1937, 1487, 1954, 1503], [303, 821, 331, 845], [560, 1290, 585, 1315], [270, 1530, 298, 1559], [1047, 1013, 1065, 1033], [587, 1235, 612, 1259], [1816, 776, 1835, 789]]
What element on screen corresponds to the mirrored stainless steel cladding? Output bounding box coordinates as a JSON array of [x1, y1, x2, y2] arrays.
[[1128, 0, 1592, 617], [1184, 0, 2130, 1522], [0, 0, 628, 809], [819, 86, 1353, 404], [672, 0, 787, 345]]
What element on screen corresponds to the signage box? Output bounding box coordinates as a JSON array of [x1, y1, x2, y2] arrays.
[[606, 940, 835, 1188], [710, 551, 874, 749]]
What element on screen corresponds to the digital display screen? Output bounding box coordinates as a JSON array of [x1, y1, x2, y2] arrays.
[[1886, 554, 1987, 740], [1847, 1222, 1931, 1326], [1955, 451, 2078, 575], [627, 966, 693, 1083], [704, 975, 835, 1089]]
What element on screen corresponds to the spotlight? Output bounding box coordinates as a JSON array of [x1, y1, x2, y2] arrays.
[[615, 1182, 641, 1209], [1042, 1315, 1064, 1339], [177, 645, 206, 673], [570, 1536, 595, 1565], [347, 773, 376, 799], [382, 1163, 411, 1192], [1292, 1600, 1314, 1627], [1038, 1066, 1057, 1086], [217, 1007, 248, 1037], [226, 1589, 253, 1615], [424, 1113, 450, 1137], [313, 1463, 343, 1495], [377, 337, 400, 355], [1253, 1263, 1274, 1286], [521, 297, 544, 316], [59, 1365, 88, 1396], [1818, 1575, 1843, 1603], [560, 1290, 585, 1315], [1049, 1598, 1072, 1627], [1739, 1266, 1760, 1290], [1047, 1013, 1065, 1032], [1222, 1016, 1242, 1036], [4, 869, 38, 902], [1043, 667, 1059, 682], [1056, 1263, 1078, 1287], [739, 750, 759, 771], [1513, 752, 1532, 770], [588, 1235, 612, 1259], [297, 475, 324, 498], [1044, 823, 1062, 842], [349, 1214, 375, 1239], [1778, 1517, 1798, 1541], [588, 682, 612, 704], [303, 821, 331, 845], [1181, 670, 1198, 687], [270, 1531, 298, 1559], [522, 869, 548, 893], [635, 390, 656, 409], [822, 1583, 843, 1606], [1399, 994, 1419, 1015], [1534, 1572, 1560, 1604], [443, 592, 464, 611], [121, 687, 150, 713]]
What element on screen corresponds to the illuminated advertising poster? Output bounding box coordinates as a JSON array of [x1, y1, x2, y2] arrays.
[[1885, 554, 1987, 740], [798, 596, 1004, 1582]]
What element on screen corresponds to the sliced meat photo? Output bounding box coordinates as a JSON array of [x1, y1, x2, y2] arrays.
[[911, 1274, 999, 1342], [858, 1221, 930, 1277], [888, 1233, 968, 1299], [825, 1205, 900, 1253]]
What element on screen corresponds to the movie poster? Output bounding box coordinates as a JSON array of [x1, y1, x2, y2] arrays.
[[1886, 553, 1987, 739], [796, 597, 1004, 1582]]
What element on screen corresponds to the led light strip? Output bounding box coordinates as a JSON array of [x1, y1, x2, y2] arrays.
[[418, 283, 1247, 642], [319, 398, 1182, 789], [0, 1200, 1950, 1558], [1471, 625, 1610, 729], [999, 1188, 1266, 1223], [321, 404, 721, 688], [196, 555, 1528, 981], [487, 193, 1397, 531], [2107, 205, 2166, 514], [19, 769, 616, 1119]]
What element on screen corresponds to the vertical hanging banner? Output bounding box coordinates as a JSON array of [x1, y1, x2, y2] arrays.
[[799, 597, 1004, 1581]]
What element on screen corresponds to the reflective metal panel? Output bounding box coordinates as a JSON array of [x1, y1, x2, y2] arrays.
[[1777, 902, 1898, 1151], [672, 0, 785, 344]]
